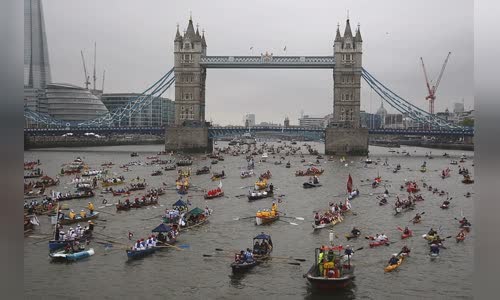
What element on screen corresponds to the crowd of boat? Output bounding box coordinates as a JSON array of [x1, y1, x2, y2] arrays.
[[24, 143, 474, 291]]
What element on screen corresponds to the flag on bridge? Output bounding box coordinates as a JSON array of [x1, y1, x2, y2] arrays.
[[283, 46, 287, 51]]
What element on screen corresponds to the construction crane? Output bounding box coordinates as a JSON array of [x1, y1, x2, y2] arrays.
[[101, 70, 106, 93], [80, 50, 91, 89], [93, 42, 97, 91], [420, 52, 451, 114]]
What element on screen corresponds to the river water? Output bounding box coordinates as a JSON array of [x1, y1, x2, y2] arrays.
[[24, 143, 474, 299]]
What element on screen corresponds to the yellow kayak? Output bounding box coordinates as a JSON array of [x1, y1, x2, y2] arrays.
[[384, 255, 404, 272]]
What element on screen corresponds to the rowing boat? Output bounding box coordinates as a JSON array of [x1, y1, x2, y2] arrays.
[[50, 248, 95, 261], [303, 182, 322, 189], [401, 230, 413, 239], [58, 212, 99, 225], [312, 216, 343, 231]]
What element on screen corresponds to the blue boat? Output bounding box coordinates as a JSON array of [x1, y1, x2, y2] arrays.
[[50, 248, 95, 261], [126, 247, 157, 259], [48, 232, 92, 252]]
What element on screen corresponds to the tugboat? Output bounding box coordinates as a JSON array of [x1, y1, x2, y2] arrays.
[[304, 231, 355, 290]]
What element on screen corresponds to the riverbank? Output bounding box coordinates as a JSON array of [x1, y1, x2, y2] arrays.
[[24, 136, 163, 150]]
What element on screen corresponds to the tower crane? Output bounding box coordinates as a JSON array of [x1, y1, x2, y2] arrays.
[[420, 52, 451, 114], [80, 50, 91, 89]]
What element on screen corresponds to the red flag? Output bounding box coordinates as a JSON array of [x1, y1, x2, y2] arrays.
[[347, 174, 353, 194]]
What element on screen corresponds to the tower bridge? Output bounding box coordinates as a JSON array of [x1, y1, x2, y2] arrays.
[[24, 16, 472, 154]]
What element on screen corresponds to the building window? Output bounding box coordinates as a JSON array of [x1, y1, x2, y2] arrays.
[[346, 43, 351, 49]]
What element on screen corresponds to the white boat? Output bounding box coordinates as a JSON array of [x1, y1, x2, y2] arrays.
[[261, 153, 268, 162]]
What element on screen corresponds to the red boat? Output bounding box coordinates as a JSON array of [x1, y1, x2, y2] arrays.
[[112, 189, 130, 196], [369, 239, 389, 247], [204, 188, 224, 199], [401, 230, 413, 239]]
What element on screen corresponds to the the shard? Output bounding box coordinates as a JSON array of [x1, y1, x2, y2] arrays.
[[24, 0, 51, 89]]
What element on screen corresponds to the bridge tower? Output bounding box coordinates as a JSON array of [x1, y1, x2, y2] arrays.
[[165, 16, 212, 153], [325, 18, 369, 155]]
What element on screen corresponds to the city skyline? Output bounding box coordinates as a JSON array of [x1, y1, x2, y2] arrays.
[[42, 0, 473, 125]]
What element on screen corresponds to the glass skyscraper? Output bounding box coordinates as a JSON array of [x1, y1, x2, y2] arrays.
[[24, 0, 51, 89]]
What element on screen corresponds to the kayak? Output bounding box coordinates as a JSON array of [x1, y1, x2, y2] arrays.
[[345, 233, 361, 240], [49, 248, 95, 261], [412, 219, 421, 224], [401, 230, 413, 239], [429, 252, 439, 259], [369, 239, 389, 248], [440, 204, 449, 209], [384, 254, 404, 272], [456, 235, 465, 243], [422, 234, 437, 241], [303, 182, 322, 189]]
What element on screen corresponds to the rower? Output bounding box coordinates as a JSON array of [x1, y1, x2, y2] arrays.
[[80, 210, 86, 218], [69, 210, 76, 220], [403, 226, 410, 235], [351, 227, 361, 236], [427, 228, 437, 236], [388, 255, 399, 265], [398, 245, 411, 256], [413, 213, 422, 223]]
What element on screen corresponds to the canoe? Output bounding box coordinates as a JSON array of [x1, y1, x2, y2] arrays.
[[422, 234, 437, 241], [231, 259, 259, 273], [401, 230, 413, 239], [255, 215, 279, 225], [369, 239, 389, 247], [247, 191, 273, 201], [50, 248, 95, 261], [126, 247, 157, 259], [345, 233, 360, 240], [384, 255, 404, 272], [305, 264, 355, 290], [303, 182, 322, 189], [312, 216, 343, 231], [58, 212, 99, 225], [204, 191, 224, 199]]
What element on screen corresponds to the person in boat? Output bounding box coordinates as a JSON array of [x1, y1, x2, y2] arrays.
[[460, 217, 471, 226], [269, 183, 274, 193], [79, 210, 87, 218], [413, 213, 422, 223], [313, 175, 319, 184], [388, 254, 399, 266], [380, 233, 388, 241], [380, 197, 388, 205], [428, 228, 437, 236], [398, 245, 411, 256], [442, 199, 450, 207], [253, 240, 261, 254], [373, 233, 381, 241], [87, 220, 94, 232], [314, 212, 321, 225], [344, 245, 354, 257], [351, 227, 361, 237], [69, 210, 76, 220], [400, 226, 410, 235], [271, 202, 277, 213]]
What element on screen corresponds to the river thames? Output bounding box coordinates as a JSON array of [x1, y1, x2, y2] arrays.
[[24, 143, 474, 299]]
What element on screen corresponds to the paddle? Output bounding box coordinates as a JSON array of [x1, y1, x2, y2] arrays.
[[277, 219, 298, 226], [233, 216, 255, 221], [141, 214, 163, 221]]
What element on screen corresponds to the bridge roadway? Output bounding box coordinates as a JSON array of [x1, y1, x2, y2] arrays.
[[25, 126, 474, 138], [199, 56, 335, 69]]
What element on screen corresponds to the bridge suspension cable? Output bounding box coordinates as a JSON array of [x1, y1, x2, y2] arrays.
[[361, 68, 462, 130], [24, 67, 175, 128]]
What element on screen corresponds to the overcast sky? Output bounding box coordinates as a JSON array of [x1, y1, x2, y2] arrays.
[[43, 0, 473, 125]]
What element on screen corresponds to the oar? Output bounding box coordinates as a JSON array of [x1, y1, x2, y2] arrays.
[[277, 219, 298, 226], [233, 216, 255, 221], [256, 255, 306, 262], [141, 214, 162, 221], [79, 206, 115, 216], [279, 215, 305, 221]]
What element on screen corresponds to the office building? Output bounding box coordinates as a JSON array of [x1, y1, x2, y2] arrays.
[[101, 93, 175, 127], [44, 83, 108, 121], [244, 114, 256, 127]]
